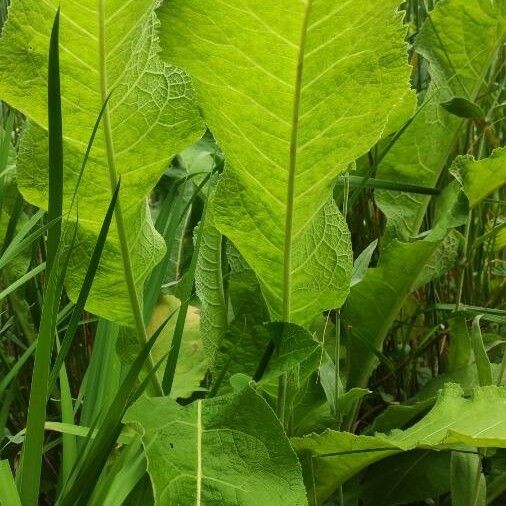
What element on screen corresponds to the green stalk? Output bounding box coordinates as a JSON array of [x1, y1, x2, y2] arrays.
[[98, 0, 162, 396], [278, 0, 313, 426]]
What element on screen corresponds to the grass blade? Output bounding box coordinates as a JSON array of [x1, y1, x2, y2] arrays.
[[0, 460, 22, 506], [57, 314, 173, 506], [48, 180, 120, 392], [46, 7, 63, 275]]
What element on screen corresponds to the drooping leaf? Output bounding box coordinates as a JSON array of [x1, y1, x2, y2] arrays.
[[124, 387, 307, 505], [0, 0, 204, 325], [293, 384, 506, 504], [158, 0, 414, 323], [376, 0, 505, 240], [261, 322, 321, 384], [451, 147, 506, 208]]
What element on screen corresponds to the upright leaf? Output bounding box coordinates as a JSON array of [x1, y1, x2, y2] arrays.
[[124, 387, 307, 505], [376, 0, 505, 240], [158, 0, 414, 323], [194, 195, 227, 366], [0, 0, 204, 324]]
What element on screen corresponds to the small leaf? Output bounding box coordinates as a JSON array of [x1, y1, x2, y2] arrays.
[[351, 240, 378, 287], [441, 97, 485, 119], [470, 315, 493, 387], [451, 147, 506, 208]]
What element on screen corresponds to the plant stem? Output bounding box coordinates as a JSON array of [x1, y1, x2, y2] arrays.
[[455, 209, 473, 312], [98, 0, 162, 396]]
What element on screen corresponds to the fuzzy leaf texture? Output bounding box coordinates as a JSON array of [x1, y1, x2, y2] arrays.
[[293, 384, 506, 504], [0, 0, 204, 324], [157, 0, 414, 324], [376, 0, 505, 240], [124, 386, 307, 505]]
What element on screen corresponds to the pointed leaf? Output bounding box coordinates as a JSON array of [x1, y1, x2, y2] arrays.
[[158, 0, 414, 323]]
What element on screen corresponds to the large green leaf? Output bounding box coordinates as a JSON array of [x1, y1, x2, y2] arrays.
[[451, 147, 506, 208], [124, 387, 307, 505], [158, 0, 414, 323], [0, 0, 204, 324], [376, 0, 505, 240], [345, 178, 467, 388], [293, 384, 506, 504]]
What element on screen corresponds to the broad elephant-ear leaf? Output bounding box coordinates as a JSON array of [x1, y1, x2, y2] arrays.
[[124, 386, 307, 505], [0, 0, 205, 324], [376, 0, 506, 241], [157, 0, 414, 324]]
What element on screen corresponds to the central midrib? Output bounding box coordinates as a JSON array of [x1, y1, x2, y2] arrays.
[[282, 1, 313, 322]]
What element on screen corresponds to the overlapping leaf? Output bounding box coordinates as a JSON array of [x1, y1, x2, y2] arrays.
[[376, 0, 505, 240], [293, 384, 506, 504], [158, 0, 414, 323], [0, 0, 204, 324], [124, 386, 307, 505]]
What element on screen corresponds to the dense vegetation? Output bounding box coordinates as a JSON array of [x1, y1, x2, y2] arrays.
[[0, 0, 504, 504]]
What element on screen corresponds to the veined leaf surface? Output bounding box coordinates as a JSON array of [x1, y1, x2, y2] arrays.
[[158, 0, 414, 323], [451, 147, 506, 208], [0, 0, 204, 324], [293, 384, 506, 504], [124, 387, 307, 505], [376, 0, 505, 240]]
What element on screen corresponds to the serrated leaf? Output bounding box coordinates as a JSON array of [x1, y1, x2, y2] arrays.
[[0, 0, 204, 324], [451, 147, 506, 208], [124, 387, 307, 505], [293, 384, 506, 504], [158, 0, 414, 323], [376, 0, 505, 240]]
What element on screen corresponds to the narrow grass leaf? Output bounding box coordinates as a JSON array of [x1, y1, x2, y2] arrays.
[[46, 7, 63, 275], [0, 460, 22, 506]]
